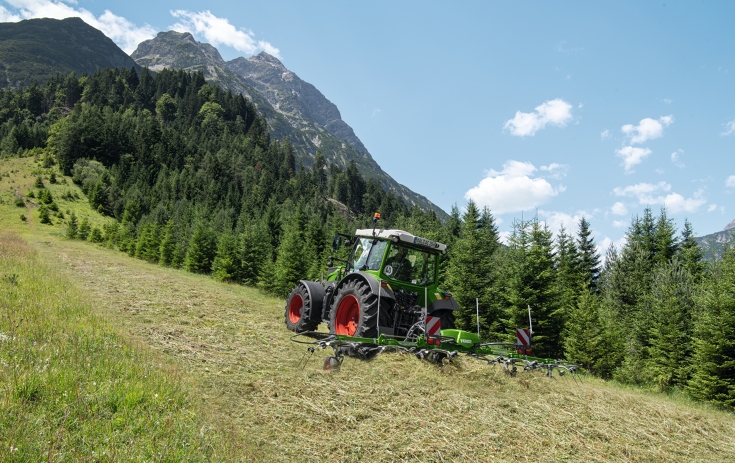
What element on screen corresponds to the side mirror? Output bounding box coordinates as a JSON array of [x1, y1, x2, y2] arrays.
[[331, 235, 342, 253]]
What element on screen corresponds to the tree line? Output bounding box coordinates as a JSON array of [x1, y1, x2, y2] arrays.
[[2, 67, 734, 411]]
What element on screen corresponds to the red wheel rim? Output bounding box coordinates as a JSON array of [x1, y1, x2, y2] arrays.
[[335, 294, 360, 336], [288, 294, 303, 324]]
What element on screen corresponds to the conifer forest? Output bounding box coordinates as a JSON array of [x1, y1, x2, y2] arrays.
[[2, 67, 735, 411]]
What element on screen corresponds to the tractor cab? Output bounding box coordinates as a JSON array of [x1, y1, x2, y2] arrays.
[[347, 229, 445, 292]]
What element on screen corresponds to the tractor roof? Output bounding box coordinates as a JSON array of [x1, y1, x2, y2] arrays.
[[354, 229, 447, 253]]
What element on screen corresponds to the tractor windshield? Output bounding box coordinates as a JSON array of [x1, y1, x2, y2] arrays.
[[382, 243, 437, 286], [351, 238, 389, 272]]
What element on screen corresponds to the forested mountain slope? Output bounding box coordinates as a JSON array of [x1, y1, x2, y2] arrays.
[[0, 17, 140, 89], [131, 31, 445, 218]]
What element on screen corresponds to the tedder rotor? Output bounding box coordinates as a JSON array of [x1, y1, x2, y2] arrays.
[[284, 213, 579, 376]]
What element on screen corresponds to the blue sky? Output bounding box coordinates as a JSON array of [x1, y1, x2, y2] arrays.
[[2, 0, 735, 250]]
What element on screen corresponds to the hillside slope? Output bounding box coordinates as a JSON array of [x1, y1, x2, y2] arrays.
[[131, 31, 445, 218], [0, 17, 140, 89], [2, 155, 735, 462]]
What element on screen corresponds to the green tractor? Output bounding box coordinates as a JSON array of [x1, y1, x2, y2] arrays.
[[284, 214, 459, 343]]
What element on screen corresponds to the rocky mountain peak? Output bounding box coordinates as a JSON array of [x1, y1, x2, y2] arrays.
[[249, 51, 286, 69], [131, 30, 225, 76], [725, 219, 735, 231]]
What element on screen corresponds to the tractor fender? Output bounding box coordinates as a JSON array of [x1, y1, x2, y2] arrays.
[[334, 272, 397, 306], [427, 297, 461, 314], [298, 280, 326, 323]]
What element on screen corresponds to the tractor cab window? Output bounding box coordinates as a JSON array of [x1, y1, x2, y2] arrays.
[[383, 243, 437, 286], [351, 238, 388, 272]]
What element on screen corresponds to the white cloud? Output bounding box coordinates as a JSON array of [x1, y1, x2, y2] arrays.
[[538, 210, 590, 235], [723, 120, 735, 136], [464, 160, 563, 214], [613, 182, 706, 213], [616, 146, 652, 172], [600, 129, 610, 140], [611, 202, 628, 216], [3, 0, 156, 53], [170, 9, 281, 58], [621, 115, 673, 144], [503, 99, 573, 137], [613, 181, 671, 198], [726, 175, 735, 189], [670, 149, 685, 168], [0, 6, 21, 21], [662, 98, 673, 104], [539, 163, 568, 179], [612, 220, 628, 228], [708, 204, 718, 212]]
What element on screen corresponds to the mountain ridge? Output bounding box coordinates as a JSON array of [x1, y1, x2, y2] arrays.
[[0, 17, 140, 89], [695, 219, 735, 261]]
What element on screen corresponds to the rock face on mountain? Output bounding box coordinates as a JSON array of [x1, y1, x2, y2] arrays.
[[0, 17, 140, 89], [227, 53, 368, 154], [131, 31, 445, 218], [696, 219, 735, 261]]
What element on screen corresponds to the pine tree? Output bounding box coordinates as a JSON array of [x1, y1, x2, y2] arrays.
[[239, 222, 271, 286], [643, 259, 695, 391], [185, 222, 217, 274], [563, 290, 604, 372], [576, 217, 601, 291], [88, 226, 104, 243], [78, 218, 91, 241], [503, 218, 561, 357], [653, 207, 678, 267], [445, 201, 495, 334], [212, 233, 241, 282], [65, 211, 78, 239], [38, 205, 51, 224], [271, 209, 308, 297], [158, 220, 177, 267], [686, 248, 735, 408], [678, 219, 706, 283]]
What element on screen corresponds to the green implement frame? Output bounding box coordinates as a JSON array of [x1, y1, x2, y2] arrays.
[[292, 328, 580, 377]]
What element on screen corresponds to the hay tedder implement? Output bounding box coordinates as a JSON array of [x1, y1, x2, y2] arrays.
[[285, 213, 579, 377]]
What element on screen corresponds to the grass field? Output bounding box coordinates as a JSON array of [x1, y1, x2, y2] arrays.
[[2, 155, 735, 462]]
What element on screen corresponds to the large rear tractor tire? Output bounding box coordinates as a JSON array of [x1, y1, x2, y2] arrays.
[[285, 284, 319, 333], [434, 309, 456, 331], [329, 279, 378, 338]]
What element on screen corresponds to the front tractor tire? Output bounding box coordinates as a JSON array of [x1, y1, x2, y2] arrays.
[[285, 284, 319, 333], [329, 279, 378, 338]]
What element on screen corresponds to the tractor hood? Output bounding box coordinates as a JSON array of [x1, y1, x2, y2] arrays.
[[354, 229, 447, 253]]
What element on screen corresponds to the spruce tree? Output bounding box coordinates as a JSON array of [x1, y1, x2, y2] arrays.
[[445, 201, 494, 334], [78, 218, 91, 241], [678, 219, 706, 283], [563, 289, 604, 372], [653, 207, 678, 267], [686, 248, 735, 408], [65, 211, 78, 239], [271, 220, 306, 297], [158, 220, 177, 267], [576, 217, 601, 291], [643, 259, 695, 390], [185, 222, 217, 274], [212, 233, 241, 282]]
